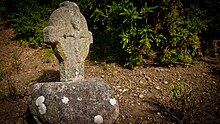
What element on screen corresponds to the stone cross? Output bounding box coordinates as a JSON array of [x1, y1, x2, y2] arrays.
[[29, 1, 119, 124], [43, 1, 93, 82]]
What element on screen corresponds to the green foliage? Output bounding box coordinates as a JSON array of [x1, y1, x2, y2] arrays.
[[1, 0, 64, 48], [10, 0, 54, 48], [198, 0, 220, 56], [84, 0, 208, 67], [168, 76, 194, 123], [1, 0, 218, 67], [43, 48, 54, 63], [170, 77, 191, 105], [10, 52, 22, 73], [24, 76, 37, 84], [102, 62, 109, 71], [158, 4, 205, 64], [0, 65, 18, 100], [110, 71, 117, 77], [45, 48, 54, 58]]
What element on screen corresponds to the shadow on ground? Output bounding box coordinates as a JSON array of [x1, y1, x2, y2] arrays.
[[37, 69, 60, 83], [210, 65, 220, 79]]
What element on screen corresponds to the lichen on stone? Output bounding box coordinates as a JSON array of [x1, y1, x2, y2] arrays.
[[35, 96, 47, 115], [77, 97, 82, 101], [109, 98, 117, 106], [62, 96, 69, 104], [94, 115, 103, 124]]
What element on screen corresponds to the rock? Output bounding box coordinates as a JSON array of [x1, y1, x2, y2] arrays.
[[163, 81, 168, 84], [155, 86, 160, 90], [43, 1, 93, 82], [157, 112, 161, 116], [139, 94, 144, 99], [139, 80, 144, 84], [29, 79, 119, 124], [122, 89, 128, 93]]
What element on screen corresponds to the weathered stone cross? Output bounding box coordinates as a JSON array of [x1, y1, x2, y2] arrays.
[[43, 1, 93, 82], [29, 1, 119, 124]]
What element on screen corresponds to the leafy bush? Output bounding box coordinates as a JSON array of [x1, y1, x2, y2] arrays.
[[198, 0, 220, 56], [166, 76, 194, 123], [79, 0, 208, 67], [1, 0, 218, 67], [10, 0, 53, 47], [1, 0, 64, 48]]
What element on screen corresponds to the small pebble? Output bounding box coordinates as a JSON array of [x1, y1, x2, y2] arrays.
[[122, 89, 128, 92], [139, 94, 144, 99], [116, 86, 121, 88], [164, 81, 168, 84], [133, 94, 138, 97], [116, 94, 120, 97], [156, 86, 160, 90], [139, 80, 144, 84], [157, 112, 161, 116]]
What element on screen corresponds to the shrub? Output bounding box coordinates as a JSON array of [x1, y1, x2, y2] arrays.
[[83, 0, 208, 67], [167, 76, 194, 123], [10, 0, 54, 48], [2, 0, 217, 67], [198, 0, 220, 56], [1, 0, 64, 48]]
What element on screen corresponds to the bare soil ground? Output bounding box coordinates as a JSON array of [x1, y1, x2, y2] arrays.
[[0, 19, 219, 124]]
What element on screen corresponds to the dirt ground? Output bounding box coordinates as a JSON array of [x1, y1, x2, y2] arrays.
[[0, 19, 219, 124]]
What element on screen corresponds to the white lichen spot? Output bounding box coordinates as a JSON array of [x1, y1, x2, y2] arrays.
[[77, 97, 82, 101], [109, 98, 117, 106], [38, 104, 46, 115], [36, 96, 44, 105], [62, 96, 69, 104], [72, 86, 76, 89], [35, 96, 46, 115], [94, 115, 103, 124]]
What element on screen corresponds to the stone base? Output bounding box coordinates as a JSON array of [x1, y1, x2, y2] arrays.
[[29, 79, 119, 124]]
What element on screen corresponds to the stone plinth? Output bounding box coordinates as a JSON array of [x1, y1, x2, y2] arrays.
[[29, 79, 119, 124]]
